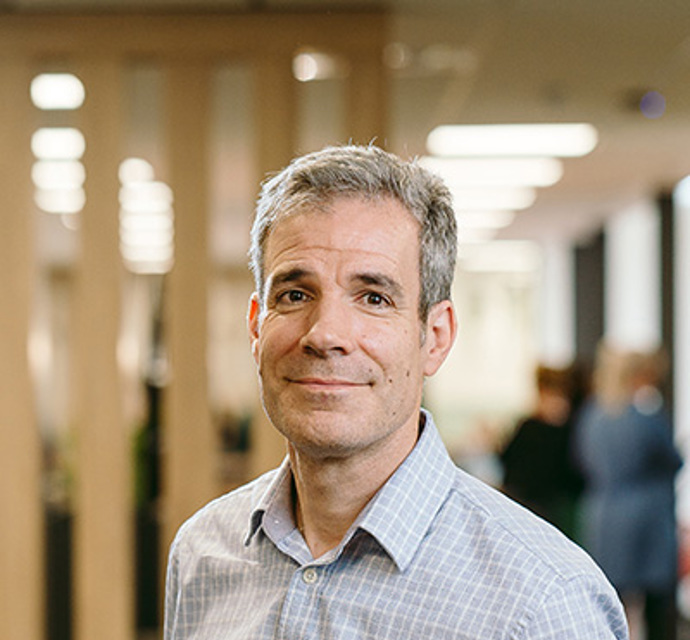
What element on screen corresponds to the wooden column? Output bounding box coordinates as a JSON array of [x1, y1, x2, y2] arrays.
[[161, 61, 216, 553], [247, 55, 298, 478], [346, 53, 387, 146], [72, 57, 134, 640], [255, 55, 297, 174], [0, 57, 44, 640]]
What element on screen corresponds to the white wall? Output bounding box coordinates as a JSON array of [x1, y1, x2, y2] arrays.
[[537, 239, 575, 368], [604, 199, 662, 352], [673, 179, 690, 522]]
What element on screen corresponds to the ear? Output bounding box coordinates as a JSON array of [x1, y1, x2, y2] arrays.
[[422, 300, 458, 377], [247, 292, 261, 364]]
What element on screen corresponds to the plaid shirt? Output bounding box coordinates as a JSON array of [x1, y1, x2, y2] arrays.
[[165, 410, 628, 639]]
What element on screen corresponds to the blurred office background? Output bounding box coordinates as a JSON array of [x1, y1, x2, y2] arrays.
[[1, 1, 690, 639]]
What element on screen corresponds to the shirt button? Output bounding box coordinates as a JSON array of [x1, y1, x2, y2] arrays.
[[302, 567, 318, 584]]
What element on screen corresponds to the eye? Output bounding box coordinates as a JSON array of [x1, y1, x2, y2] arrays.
[[277, 289, 309, 305], [363, 291, 389, 307]]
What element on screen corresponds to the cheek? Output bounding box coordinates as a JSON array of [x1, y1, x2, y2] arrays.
[[256, 321, 300, 366], [362, 331, 418, 383]]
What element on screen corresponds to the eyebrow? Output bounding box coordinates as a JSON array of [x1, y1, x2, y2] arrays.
[[265, 267, 405, 301], [265, 267, 312, 297], [354, 272, 404, 300], [269, 267, 311, 287]]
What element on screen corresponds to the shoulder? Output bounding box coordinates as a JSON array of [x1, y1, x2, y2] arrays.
[[170, 468, 279, 556], [408, 466, 625, 635], [442, 467, 607, 582]]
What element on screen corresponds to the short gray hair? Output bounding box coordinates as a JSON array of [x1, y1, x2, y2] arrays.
[[249, 144, 457, 320]]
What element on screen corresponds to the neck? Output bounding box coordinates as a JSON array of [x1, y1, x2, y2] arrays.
[[289, 430, 418, 559]]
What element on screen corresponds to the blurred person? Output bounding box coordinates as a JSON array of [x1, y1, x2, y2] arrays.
[[500, 364, 585, 539], [575, 345, 682, 640], [164, 144, 628, 639]]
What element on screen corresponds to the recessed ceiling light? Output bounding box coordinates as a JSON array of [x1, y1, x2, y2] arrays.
[[292, 51, 344, 82]]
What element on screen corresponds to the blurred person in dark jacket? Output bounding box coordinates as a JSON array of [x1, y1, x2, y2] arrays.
[[500, 364, 585, 539]]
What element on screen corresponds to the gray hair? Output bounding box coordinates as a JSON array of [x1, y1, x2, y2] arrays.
[[249, 144, 457, 321]]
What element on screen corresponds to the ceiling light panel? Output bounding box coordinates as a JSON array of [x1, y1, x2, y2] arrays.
[[31, 127, 86, 161], [451, 186, 536, 211], [427, 123, 598, 158], [31, 73, 85, 110], [420, 156, 563, 188]]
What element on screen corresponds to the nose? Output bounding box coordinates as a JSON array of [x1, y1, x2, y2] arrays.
[[299, 296, 354, 357]]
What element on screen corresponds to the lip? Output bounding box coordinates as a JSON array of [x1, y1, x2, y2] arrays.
[[289, 377, 368, 391]]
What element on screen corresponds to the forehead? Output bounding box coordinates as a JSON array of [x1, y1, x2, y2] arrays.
[[263, 196, 420, 269]]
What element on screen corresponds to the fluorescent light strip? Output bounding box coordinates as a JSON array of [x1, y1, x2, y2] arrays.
[[118, 157, 175, 275], [31, 73, 85, 110], [120, 213, 173, 233], [119, 181, 173, 214], [427, 123, 598, 158], [420, 156, 563, 188], [451, 186, 536, 211], [31, 127, 86, 161], [460, 240, 542, 272], [119, 157, 155, 184], [32, 160, 85, 190], [459, 210, 516, 230], [459, 228, 498, 244], [120, 243, 174, 262], [34, 187, 85, 215]]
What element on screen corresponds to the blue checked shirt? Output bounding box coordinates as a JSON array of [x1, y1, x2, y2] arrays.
[[165, 410, 629, 639]]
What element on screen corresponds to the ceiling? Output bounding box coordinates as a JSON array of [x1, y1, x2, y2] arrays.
[[387, 0, 690, 243], [9, 0, 690, 245]]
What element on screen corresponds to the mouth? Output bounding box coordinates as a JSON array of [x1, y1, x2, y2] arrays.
[[288, 377, 370, 392]]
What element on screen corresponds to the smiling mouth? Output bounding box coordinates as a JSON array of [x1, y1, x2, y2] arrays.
[[289, 377, 370, 391]]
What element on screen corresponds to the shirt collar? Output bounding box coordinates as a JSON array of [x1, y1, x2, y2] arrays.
[[355, 410, 456, 571], [245, 409, 456, 572], [245, 456, 293, 547]]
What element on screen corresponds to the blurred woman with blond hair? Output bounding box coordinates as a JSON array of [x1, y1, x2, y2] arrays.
[[575, 343, 683, 640]]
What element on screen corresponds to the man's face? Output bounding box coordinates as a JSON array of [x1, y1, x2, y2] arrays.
[[248, 195, 455, 462]]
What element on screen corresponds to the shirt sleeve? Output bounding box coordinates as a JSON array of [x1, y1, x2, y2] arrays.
[[163, 540, 181, 640], [516, 574, 629, 640]]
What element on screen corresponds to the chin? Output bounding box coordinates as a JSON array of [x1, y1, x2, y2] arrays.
[[275, 414, 371, 456]]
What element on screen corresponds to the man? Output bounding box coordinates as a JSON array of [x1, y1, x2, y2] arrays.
[[165, 145, 628, 639]]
